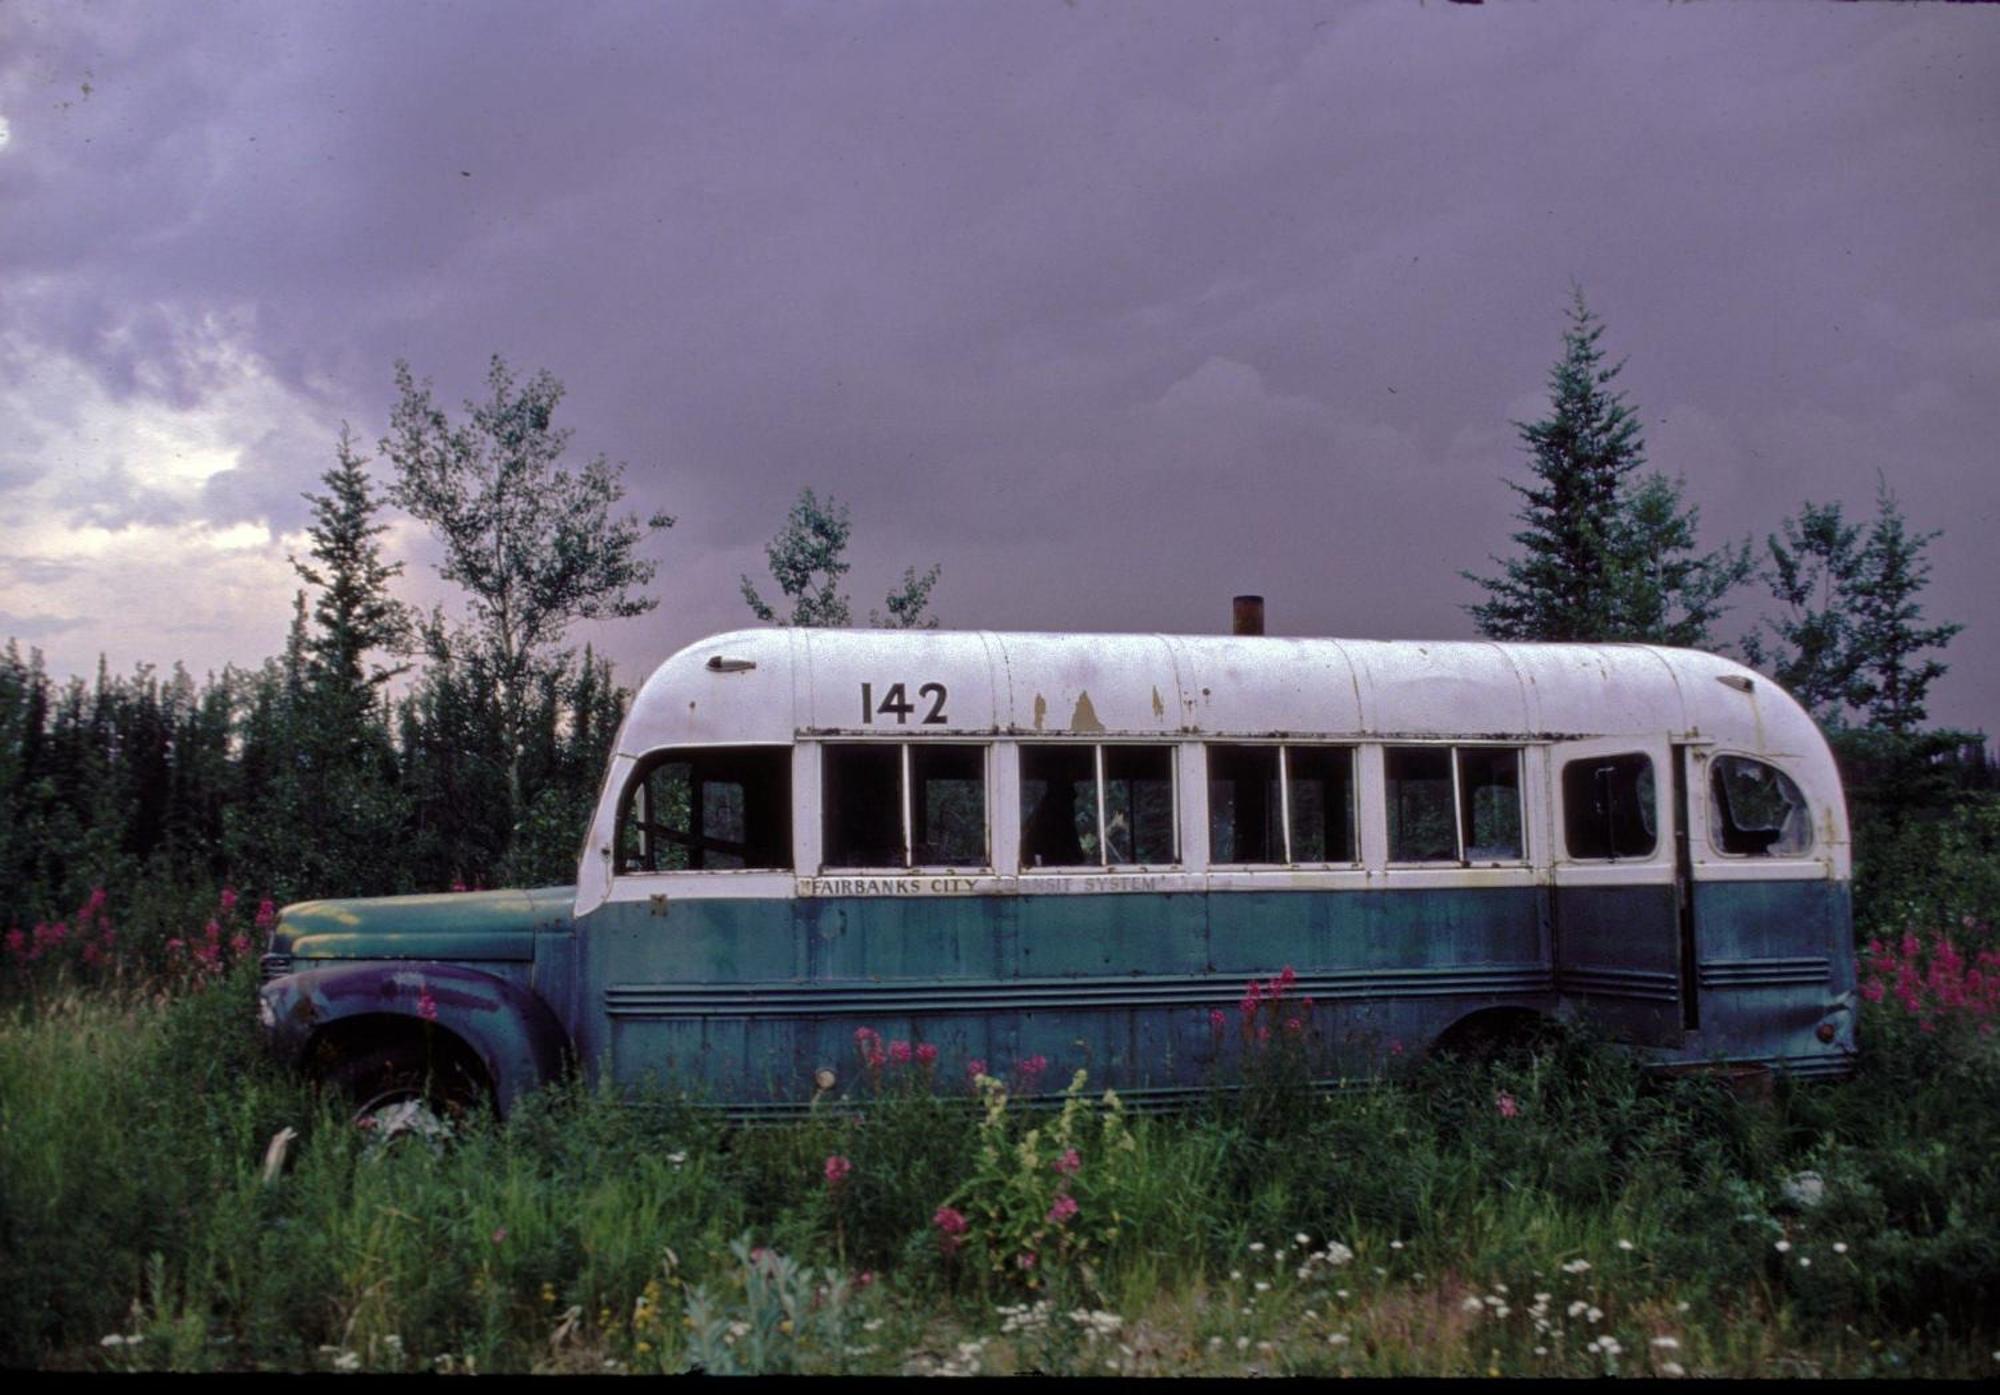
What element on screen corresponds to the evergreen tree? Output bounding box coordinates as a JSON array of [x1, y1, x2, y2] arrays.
[[383, 356, 673, 842], [292, 426, 412, 711], [1849, 480, 1962, 736], [1740, 500, 1867, 723], [1464, 288, 1746, 646]]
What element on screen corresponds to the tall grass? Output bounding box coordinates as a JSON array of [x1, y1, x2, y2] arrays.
[[4, 949, 1998, 1374]]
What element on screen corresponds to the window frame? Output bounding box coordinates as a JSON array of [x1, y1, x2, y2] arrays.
[[819, 740, 993, 873], [1706, 751, 1814, 860], [615, 743, 796, 875], [1383, 742, 1528, 868], [1558, 750, 1660, 863], [1205, 741, 1360, 868], [1018, 740, 1181, 872]]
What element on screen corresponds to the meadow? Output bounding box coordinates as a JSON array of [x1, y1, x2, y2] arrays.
[[3, 882, 1998, 1377]]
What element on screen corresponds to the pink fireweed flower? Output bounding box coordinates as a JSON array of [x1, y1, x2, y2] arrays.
[[219, 887, 239, 917], [1389, 1039, 1405, 1056], [1285, 1017, 1303, 1035], [1496, 1091, 1520, 1119], [1047, 1193, 1079, 1225], [4, 928, 23, 958], [823, 1154, 853, 1188], [165, 938, 185, 955], [1257, 1024, 1271, 1043], [417, 986, 439, 1023], [491, 1227, 508, 1244], [1016, 1251, 1038, 1271], [966, 1058, 987, 1080], [915, 1042, 938, 1067], [1013, 1054, 1049, 1090], [889, 1040, 913, 1066], [1053, 1148, 1082, 1176], [230, 934, 251, 958], [934, 1205, 969, 1252], [204, 919, 221, 944], [1278, 965, 1297, 992], [1210, 1008, 1226, 1033], [255, 899, 277, 932], [81, 942, 104, 968], [855, 1270, 876, 1288]]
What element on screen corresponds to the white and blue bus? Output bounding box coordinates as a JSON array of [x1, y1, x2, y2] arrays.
[[261, 627, 1857, 1115]]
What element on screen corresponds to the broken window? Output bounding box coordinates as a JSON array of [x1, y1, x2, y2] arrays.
[[1385, 745, 1525, 864], [1020, 744, 1176, 869], [618, 745, 792, 872], [1562, 753, 1657, 860], [823, 742, 989, 869], [1709, 755, 1812, 857], [1207, 744, 1357, 865]]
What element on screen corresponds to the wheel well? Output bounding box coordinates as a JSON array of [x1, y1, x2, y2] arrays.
[[306, 1015, 494, 1100], [1432, 1007, 1554, 1061]]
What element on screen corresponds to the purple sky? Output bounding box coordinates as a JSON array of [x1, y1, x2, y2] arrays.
[[2, 1, 1995, 730]]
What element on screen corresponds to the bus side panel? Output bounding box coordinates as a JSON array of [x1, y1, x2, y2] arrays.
[[1210, 887, 1550, 1075], [1691, 878, 1853, 1074]]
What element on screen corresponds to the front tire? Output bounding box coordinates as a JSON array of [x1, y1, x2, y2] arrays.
[[323, 1042, 489, 1142]]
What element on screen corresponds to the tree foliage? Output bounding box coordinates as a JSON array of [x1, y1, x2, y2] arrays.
[[1464, 288, 1748, 646], [383, 355, 672, 825], [1743, 482, 1962, 735], [742, 486, 942, 630]]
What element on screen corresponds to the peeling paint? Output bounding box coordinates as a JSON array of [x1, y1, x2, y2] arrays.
[[1069, 691, 1105, 733], [1033, 694, 1047, 731]]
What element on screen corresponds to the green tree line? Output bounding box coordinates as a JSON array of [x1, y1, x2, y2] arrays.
[[0, 309, 1984, 930]]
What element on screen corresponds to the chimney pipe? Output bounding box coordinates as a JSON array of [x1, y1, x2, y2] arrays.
[[1232, 594, 1265, 636]]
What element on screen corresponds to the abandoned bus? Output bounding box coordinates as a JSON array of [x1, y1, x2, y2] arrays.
[[258, 628, 1857, 1114]]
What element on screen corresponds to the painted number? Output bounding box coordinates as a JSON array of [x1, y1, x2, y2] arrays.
[[861, 681, 949, 725]]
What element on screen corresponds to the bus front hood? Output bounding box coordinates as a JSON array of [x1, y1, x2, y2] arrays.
[[269, 886, 576, 964]]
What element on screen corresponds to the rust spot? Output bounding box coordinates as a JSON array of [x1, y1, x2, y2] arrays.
[[1151, 686, 1165, 719], [1069, 692, 1105, 733], [1033, 694, 1047, 731]]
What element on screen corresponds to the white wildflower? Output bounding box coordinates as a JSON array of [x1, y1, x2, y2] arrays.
[[1236, 1336, 1250, 1351], [1249, 1242, 1266, 1253], [1328, 1332, 1350, 1347], [1662, 1361, 1686, 1377], [1295, 1233, 1312, 1246], [1617, 1238, 1634, 1251], [100, 1335, 126, 1348], [1561, 1258, 1591, 1275], [1587, 1306, 1603, 1324], [1390, 1240, 1405, 1250], [1463, 1296, 1485, 1313], [1799, 1257, 1812, 1268], [1774, 1240, 1792, 1253], [1651, 1336, 1680, 1349], [1534, 1346, 1548, 1356], [1833, 1242, 1848, 1255], [1254, 1281, 1271, 1293]]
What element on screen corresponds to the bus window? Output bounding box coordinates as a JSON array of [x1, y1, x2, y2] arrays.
[[1021, 744, 1177, 868], [912, 744, 987, 865], [825, 743, 990, 869], [1386, 746, 1457, 862], [618, 745, 792, 872], [1207, 745, 1358, 865], [1710, 755, 1812, 857], [1288, 746, 1358, 864], [1459, 747, 1523, 862], [1105, 746, 1176, 864], [1562, 753, 1657, 860], [1207, 745, 1281, 863]]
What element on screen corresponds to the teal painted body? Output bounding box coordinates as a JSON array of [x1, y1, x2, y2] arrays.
[[260, 876, 1854, 1112]]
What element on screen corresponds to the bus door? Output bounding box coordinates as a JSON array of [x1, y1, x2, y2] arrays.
[[1550, 738, 1686, 1047]]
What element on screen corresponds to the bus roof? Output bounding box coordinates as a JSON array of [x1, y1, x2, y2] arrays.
[[616, 628, 1831, 763]]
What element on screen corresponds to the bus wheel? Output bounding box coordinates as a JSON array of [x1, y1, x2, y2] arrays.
[[323, 1042, 489, 1143], [1432, 1010, 1552, 1065]]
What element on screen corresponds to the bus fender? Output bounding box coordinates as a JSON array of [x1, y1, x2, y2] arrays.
[[260, 961, 570, 1113]]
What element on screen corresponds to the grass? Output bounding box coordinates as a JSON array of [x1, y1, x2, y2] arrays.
[[3, 952, 1999, 1375]]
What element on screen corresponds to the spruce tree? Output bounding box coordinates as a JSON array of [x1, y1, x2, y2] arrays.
[[1740, 500, 1867, 724], [1849, 480, 1962, 736], [1465, 288, 1746, 646]]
